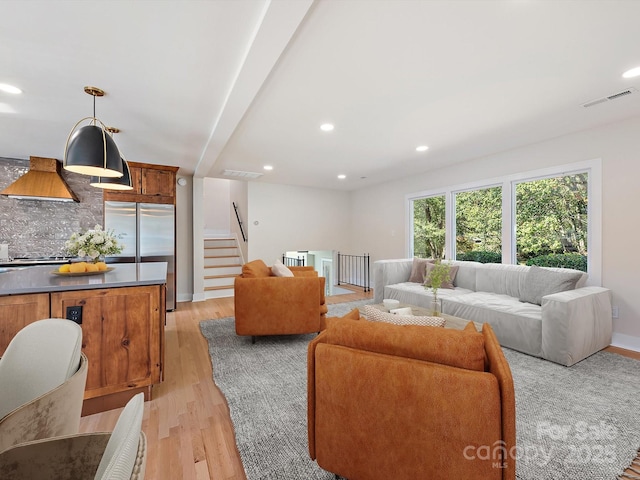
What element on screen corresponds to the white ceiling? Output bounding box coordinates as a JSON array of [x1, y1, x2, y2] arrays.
[[2, 0, 640, 191]]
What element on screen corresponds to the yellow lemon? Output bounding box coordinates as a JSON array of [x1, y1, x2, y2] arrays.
[[58, 264, 71, 273], [85, 263, 99, 272], [95, 261, 108, 271], [69, 262, 87, 273]]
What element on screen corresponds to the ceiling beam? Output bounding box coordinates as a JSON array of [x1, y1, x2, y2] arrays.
[[194, 0, 315, 178]]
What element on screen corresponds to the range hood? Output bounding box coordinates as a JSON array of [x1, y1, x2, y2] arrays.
[[1, 156, 79, 202]]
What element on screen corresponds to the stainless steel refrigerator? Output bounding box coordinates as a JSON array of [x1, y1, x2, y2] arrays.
[[104, 201, 176, 311]]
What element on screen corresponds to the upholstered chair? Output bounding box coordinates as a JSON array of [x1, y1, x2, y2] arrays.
[[234, 259, 328, 342], [308, 318, 516, 480], [0, 392, 146, 480], [0, 318, 88, 453]]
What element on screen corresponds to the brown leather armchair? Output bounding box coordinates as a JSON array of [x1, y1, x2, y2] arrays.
[[234, 260, 328, 342], [308, 318, 515, 480]]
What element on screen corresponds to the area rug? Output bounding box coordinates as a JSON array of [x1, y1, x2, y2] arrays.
[[200, 301, 640, 479]]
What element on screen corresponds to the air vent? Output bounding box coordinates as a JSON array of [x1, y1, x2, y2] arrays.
[[582, 87, 638, 108], [222, 169, 263, 179]]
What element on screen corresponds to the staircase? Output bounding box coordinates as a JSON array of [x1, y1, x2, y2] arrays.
[[203, 237, 242, 299]]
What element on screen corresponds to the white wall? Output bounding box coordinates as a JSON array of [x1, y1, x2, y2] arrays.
[[247, 182, 351, 264], [176, 174, 193, 303], [350, 115, 640, 347], [229, 179, 248, 263], [203, 178, 231, 235]]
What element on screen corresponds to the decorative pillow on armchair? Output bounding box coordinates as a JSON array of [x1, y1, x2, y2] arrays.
[[271, 260, 294, 277], [242, 259, 272, 278], [363, 305, 445, 327]]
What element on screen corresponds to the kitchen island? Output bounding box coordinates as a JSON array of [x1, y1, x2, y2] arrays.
[[0, 262, 167, 415]]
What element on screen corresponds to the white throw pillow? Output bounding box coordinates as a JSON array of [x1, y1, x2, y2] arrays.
[[271, 260, 294, 277], [363, 305, 445, 327]]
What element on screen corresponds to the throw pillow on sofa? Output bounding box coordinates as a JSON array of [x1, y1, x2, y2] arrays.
[[423, 263, 459, 289], [408, 257, 434, 283], [519, 265, 583, 305], [363, 305, 445, 327]]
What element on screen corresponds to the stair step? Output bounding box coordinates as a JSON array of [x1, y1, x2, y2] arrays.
[[204, 288, 234, 299], [204, 239, 236, 248], [203, 265, 241, 276], [204, 285, 235, 291], [204, 274, 240, 279], [204, 248, 238, 256], [205, 257, 241, 267]]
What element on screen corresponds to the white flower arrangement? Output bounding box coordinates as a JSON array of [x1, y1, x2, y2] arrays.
[[65, 224, 123, 261]]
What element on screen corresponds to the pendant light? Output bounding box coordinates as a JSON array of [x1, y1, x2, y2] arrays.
[[90, 127, 133, 190], [63, 86, 123, 178]]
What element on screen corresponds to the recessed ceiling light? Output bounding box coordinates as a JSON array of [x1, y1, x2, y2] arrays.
[[0, 83, 22, 94], [337, 174, 346, 180], [622, 66, 640, 79], [320, 123, 334, 132], [416, 145, 429, 152], [263, 165, 273, 171]]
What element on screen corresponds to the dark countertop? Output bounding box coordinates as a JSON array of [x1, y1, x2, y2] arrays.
[[0, 262, 168, 295]]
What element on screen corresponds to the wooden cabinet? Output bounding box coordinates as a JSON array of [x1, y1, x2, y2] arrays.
[[104, 161, 178, 204], [0, 293, 50, 355], [50, 285, 165, 402], [142, 167, 175, 197]]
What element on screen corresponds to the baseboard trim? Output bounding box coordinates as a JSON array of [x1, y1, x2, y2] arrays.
[[192, 293, 206, 303], [611, 332, 640, 353], [177, 293, 193, 303]]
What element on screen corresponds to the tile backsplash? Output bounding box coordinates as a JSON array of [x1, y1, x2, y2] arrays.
[[0, 157, 103, 258]]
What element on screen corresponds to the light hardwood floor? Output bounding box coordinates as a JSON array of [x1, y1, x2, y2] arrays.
[[78, 290, 638, 479], [78, 288, 372, 480]]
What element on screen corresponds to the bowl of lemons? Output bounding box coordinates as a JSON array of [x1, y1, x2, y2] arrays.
[[53, 261, 113, 276]]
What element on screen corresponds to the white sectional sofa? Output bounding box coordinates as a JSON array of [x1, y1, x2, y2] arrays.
[[373, 258, 612, 366]]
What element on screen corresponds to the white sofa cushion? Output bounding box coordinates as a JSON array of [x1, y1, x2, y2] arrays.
[[443, 291, 543, 357], [449, 260, 482, 291], [383, 282, 473, 310], [475, 263, 529, 297], [520, 265, 584, 305]]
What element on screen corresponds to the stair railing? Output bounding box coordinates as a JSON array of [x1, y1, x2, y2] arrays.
[[233, 202, 247, 242], [282, 255, 305, 267], [337, 252, 370, 292]]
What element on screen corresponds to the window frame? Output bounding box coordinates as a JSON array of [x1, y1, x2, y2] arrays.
[[406, 159, 602, 286]]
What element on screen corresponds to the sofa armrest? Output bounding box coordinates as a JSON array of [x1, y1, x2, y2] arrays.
[[541, 287, 612, 366], [373, 259, 413, 303]]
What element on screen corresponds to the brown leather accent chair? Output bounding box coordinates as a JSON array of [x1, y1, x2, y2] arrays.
[[308, 318, 516, 480], [234, 260, 328, 342]]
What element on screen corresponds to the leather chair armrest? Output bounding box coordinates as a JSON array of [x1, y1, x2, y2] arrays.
[[483, 324, 516, 480], [307, 331, 328, 459]]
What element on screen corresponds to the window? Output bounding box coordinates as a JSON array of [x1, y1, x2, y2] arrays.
[[515, 173, 588, 270], [412, 195, 445, 259], [407, 160, 601, 283], [455, 186, 502, 263]]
